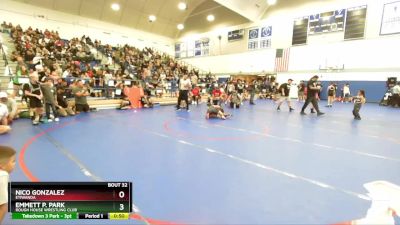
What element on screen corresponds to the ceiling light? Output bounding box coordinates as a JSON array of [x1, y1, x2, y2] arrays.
[[178, 2, 187, 10], [149, 15, 156, 22], [111, 3, 120, 11], [177, 24, 184, 30], [267, 0, 277, 5], [207, 14, 215, 22]]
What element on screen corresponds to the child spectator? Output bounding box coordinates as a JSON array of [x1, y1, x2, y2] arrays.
[[41, 78, 60, 122], [211, 85, 222, 105], [229, 90, 241, 109], [0, 92, 18, 124], [343, 83, 351, 103], [23, 73, 44, 125], [353, 90, 366, 120], [191, 86, 201, 105], [326, 82, 336, 107], [141, 93, 154, 108], [0, 146, 16, 223], [72, 80, 90, 113]]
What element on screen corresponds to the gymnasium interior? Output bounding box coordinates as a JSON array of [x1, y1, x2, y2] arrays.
[[0, 0, 400, 224]]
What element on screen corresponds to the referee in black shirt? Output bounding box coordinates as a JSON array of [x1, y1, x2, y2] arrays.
[[300, 75, 324, 116]]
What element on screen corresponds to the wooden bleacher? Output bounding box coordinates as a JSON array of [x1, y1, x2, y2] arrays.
[[17, 97, 179, 111]]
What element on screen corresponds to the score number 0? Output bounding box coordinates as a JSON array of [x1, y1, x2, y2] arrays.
[[119, 191, 125, 211]]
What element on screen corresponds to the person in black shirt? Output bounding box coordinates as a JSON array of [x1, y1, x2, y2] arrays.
[[56, 86, 75, 117], [326, 82, 336, 107], [300, 75, 324, 116], [277, 79, 294, 112], [236, 80, 245, 96], [23, 73, 44, 125]]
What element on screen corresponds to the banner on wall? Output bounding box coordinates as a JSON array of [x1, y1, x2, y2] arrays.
[[201, 38, 210, 56], [174, 42, 187, 58], [248, 26, 272, 50], [380, 1, 400, 35], [194, 38, 210, 57], [248, 28, 259, 50], [194, 40, 201, 56], [308, 9, 346, 35], [175, 38, 210, 58], [228, 29, 244, 42], [260, 26, 272, 49], [174, 43, 182, 58]]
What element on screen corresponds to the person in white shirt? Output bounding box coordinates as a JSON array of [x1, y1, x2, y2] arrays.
[[0, 146, 16, 223], [0, 101, 10, 135], [343, 83, 351, 103], [0, 92, 18, 123], [176, 74, 192, 111]]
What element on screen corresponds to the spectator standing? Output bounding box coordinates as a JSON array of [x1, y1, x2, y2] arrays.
[[343, 83, 351, 103], [23, 73, 44, 125], [248, 80, 256, 105], [72, 80, 90, 113], [41, 78, 59, 122], [326, 82, 336, 107]]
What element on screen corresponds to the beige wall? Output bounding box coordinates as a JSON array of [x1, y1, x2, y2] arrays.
[[178, 0, 400, 80]]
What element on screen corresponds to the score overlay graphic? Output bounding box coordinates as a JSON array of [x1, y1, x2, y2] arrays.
[[9, 182, 132, 220]]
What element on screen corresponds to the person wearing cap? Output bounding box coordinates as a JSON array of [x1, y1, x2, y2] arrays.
[[300, 75, 324, 116], [40, 78, 59, 122], [0, 92, 18, 123], [276, 79, 295, 112], [23, 72, 44, 125]]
